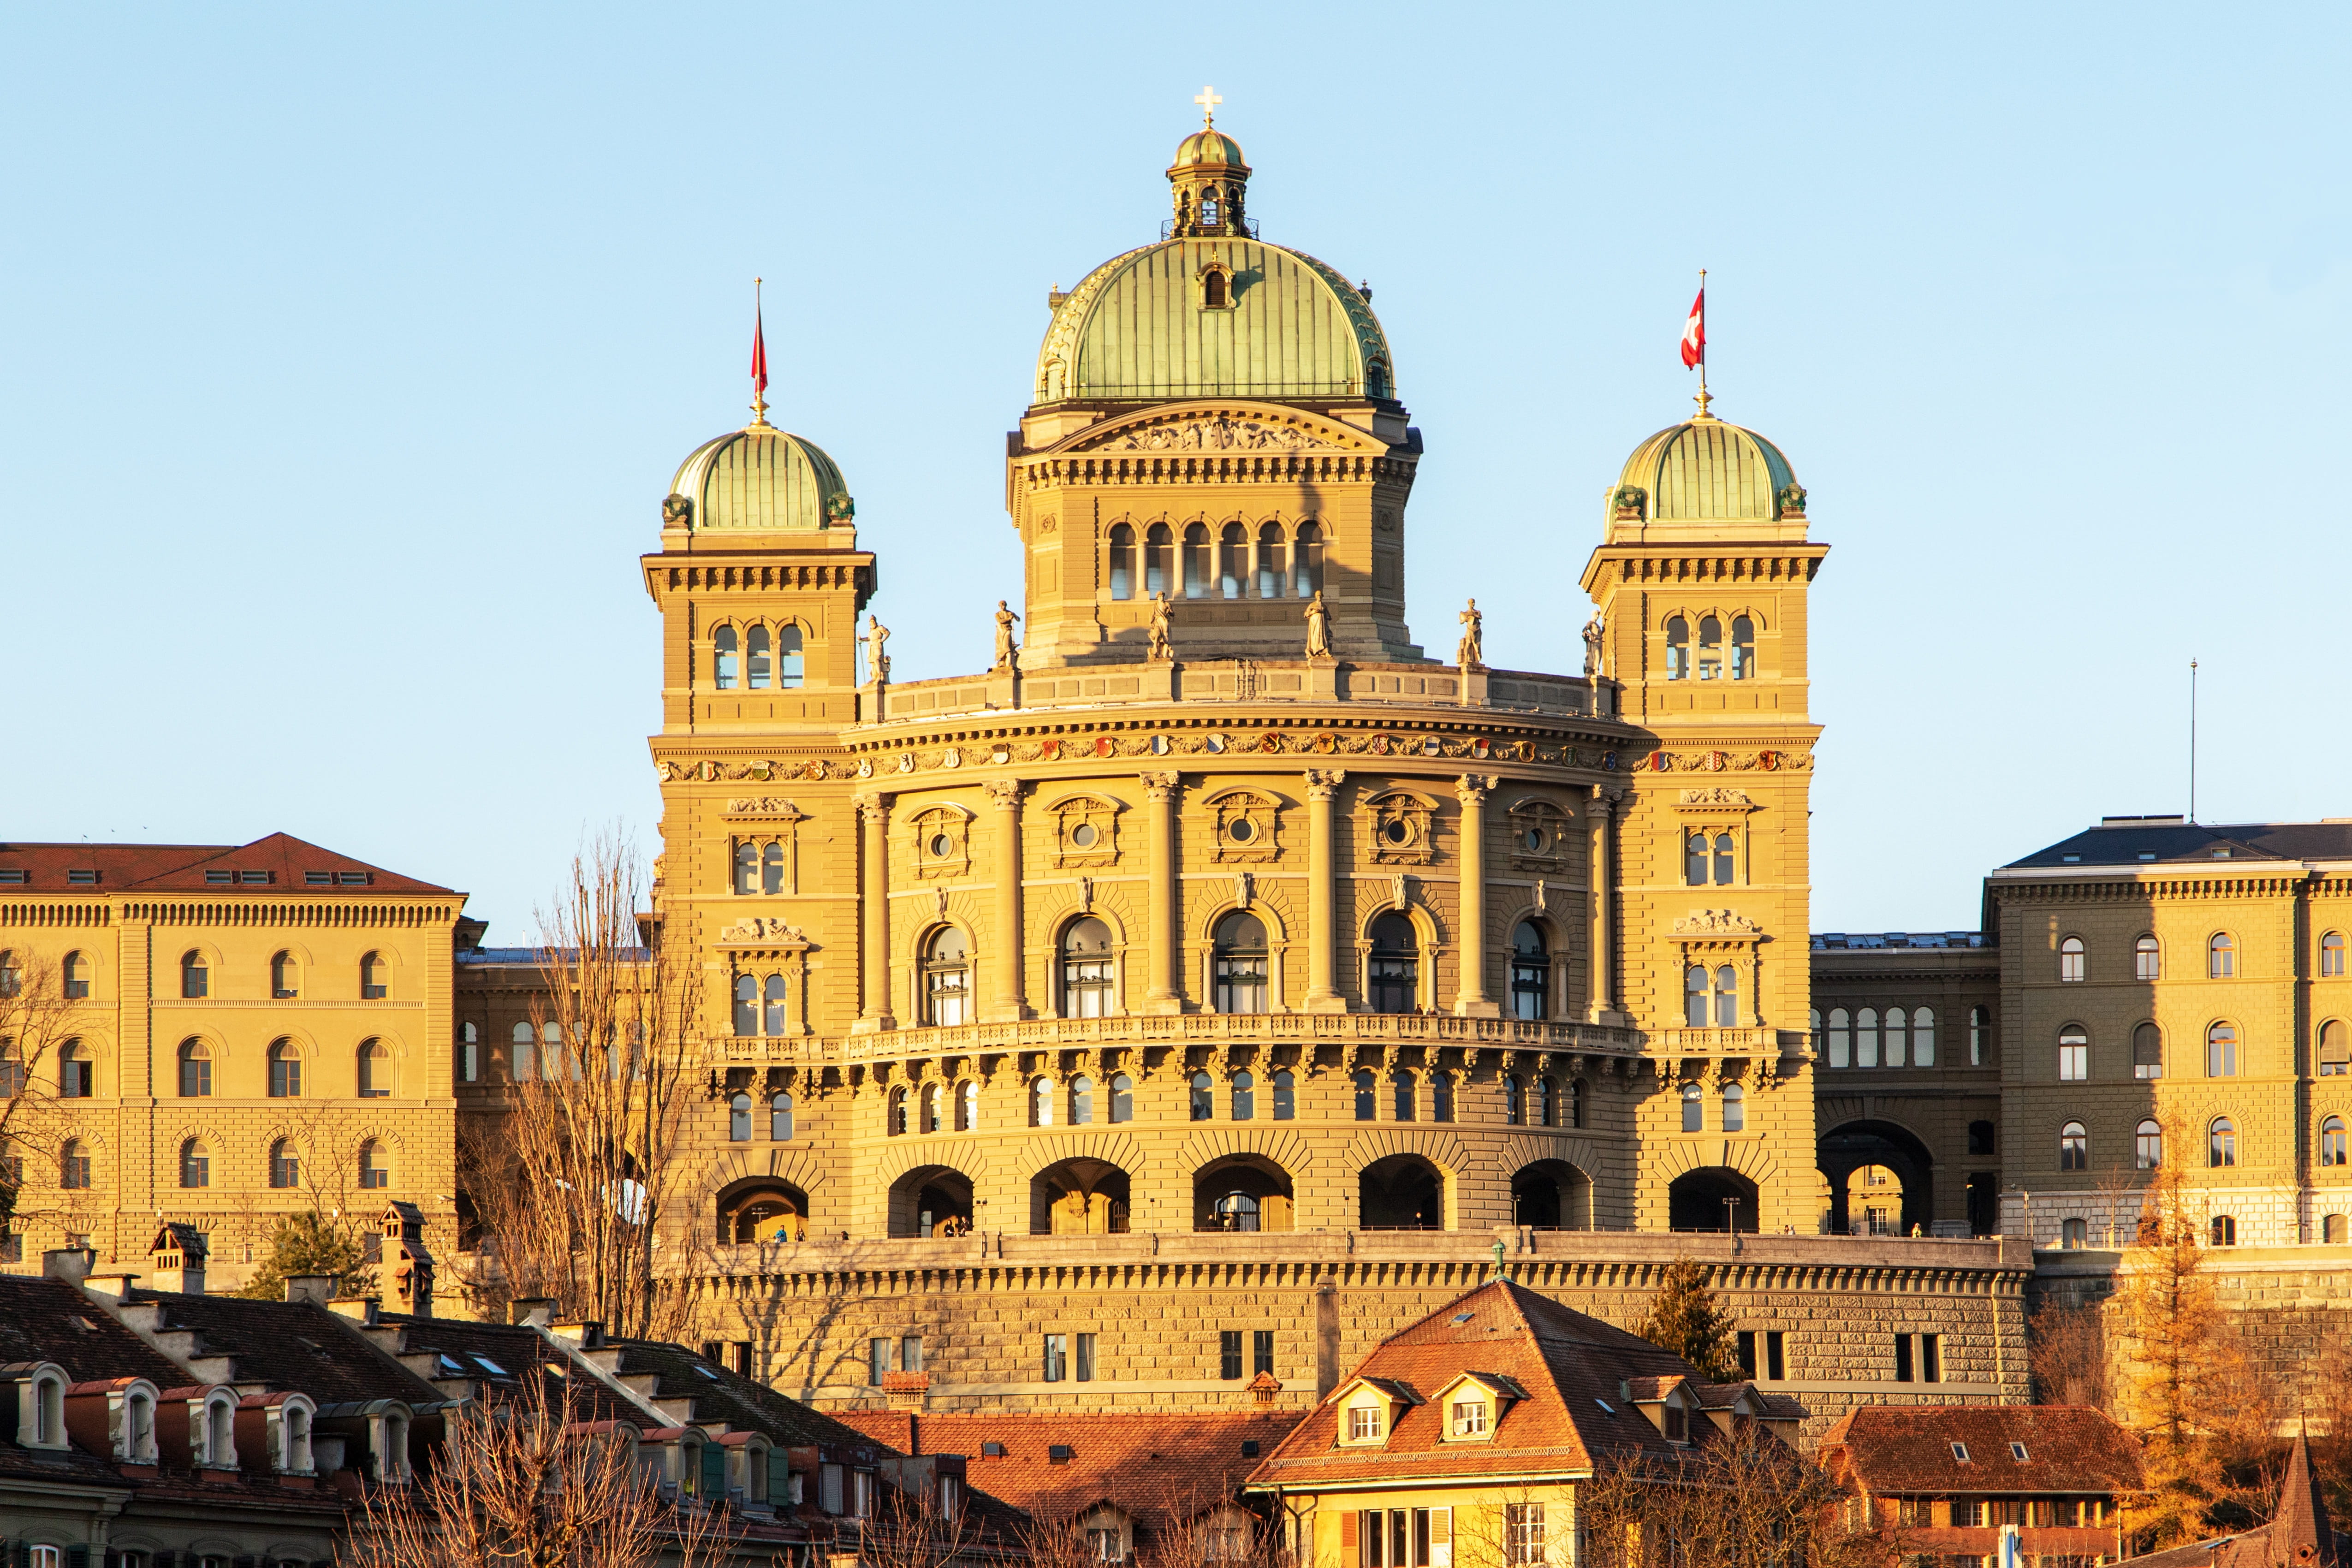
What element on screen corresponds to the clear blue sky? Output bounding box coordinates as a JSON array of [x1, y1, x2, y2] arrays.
[[4, 4, 2346, 939]]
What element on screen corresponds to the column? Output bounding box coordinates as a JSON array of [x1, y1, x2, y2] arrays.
[[1586, 787, 1620, 1023], [1302, 769, 1346, 1012], [1453, 774, 1497, 1016], [854, 792, 896, 1033], [1140, 772, 1182, 1012], [986, 779, 1028, 1021]]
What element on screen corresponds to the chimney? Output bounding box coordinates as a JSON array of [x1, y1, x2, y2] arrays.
[[1247, 1370, 1283, 1406], [511, 1297, 556, 1329], [284, 1274, 336, 1306], [882, 1370, 930, 1411], [83, 1272, 141, 1299], [381, 1200, 435, 1319], [548, 1320, 606, 1349], [329, 1296, 382, 1327], [146, 1223, 208, 1296], [42, 1247, 95, 1283]]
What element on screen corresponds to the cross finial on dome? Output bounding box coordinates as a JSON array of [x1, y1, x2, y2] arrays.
[[1195, 85, 1222, 127]]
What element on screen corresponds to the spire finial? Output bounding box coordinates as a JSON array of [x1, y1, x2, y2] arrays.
[[1195, 84, 1222, 128], [748, 277, 772, 429]]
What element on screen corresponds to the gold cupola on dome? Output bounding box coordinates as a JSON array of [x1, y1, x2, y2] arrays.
[[1167, 86, 1251, 238]]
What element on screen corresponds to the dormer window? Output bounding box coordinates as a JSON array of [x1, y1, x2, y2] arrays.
[[1450, 1399, 1489, 1437], [1663, 1400, 1687, 1442], [1199, 258, 1235, 311], [1348, 1405, 1383, 1442]]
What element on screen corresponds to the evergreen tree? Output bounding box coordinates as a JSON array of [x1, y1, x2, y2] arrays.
[[1633, 1257, 1742, 1380], [237, 1210, 377, 1302]]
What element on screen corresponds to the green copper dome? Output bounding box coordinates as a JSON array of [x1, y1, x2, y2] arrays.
[[666, 424, 852, 534], [1614, 414, 1801, 523], [1034, 238, 1394, 405]]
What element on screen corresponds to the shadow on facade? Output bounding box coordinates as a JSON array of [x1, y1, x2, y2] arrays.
[[1511, 1159, 1594, 1229], [1668, 1166, 1760, 1232], [1360, 1154, 1444, 1229]]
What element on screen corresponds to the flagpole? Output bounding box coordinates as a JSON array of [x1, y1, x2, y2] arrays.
[[1695, 267, 1710, 418], [750, 276, 770, 428]]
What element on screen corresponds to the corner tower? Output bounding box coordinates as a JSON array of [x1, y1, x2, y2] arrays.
[[1013, 116, 1423, 668]]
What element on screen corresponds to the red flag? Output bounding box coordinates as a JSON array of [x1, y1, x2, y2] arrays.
[[1680, 287, 1705, 368], [751, 298, 769, 401]]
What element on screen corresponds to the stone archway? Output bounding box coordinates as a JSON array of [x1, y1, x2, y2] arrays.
[[713, 1176, 811, 1244], [1668, 1167, 1760, 1233], [1360, 1154, 1444, 1230], [1031, 1157, 1131, 1235], [1818, 1119, 1936, 1235], [1194, 1154, 1294, 1232], [1510, 1159, 1594, 1229], [888, 1165, 975, 1238]]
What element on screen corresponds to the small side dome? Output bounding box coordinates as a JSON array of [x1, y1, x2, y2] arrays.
[[1172, 129, 1247, 171], [664, 426, 852, 534], [1610, 414, 1803, 525]]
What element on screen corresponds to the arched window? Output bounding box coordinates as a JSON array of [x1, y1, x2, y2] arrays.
[[763, 974, 788, 1036], [1570, 1078, 1587, 1128], [1145, 523, 1173, 596], [1293, 521, 1324, 597], [1257, 522, 1287, 598], [1352, 1069, 1376, 1121], [540, 1021, 564, 1080], [1885, 1007, 1908, 1067], [1219, 521, 1247, 598], [2062, 1217, 2088, 1249], [1368, 913, 1418, 1013], [178, 1039, 213, 1098], [0, 1045, 20, 1098], [1430, 1070, 1454, 1123], [2324, 932, 2347, 978], [1685, 833, 1710, 887], [2059, 936, 2085, 983], [1721, 1083, 1745, 1132], [1696, 616, 1722, 680], [734, 840, 758, 894], [922, 1082, 944, 1133], [267, 1038, 302, 1098], [746, 624, 772, 689], [2059, 1122, 2088, 1170], [1272, 1069, 1295, 1120], [1231, 1071, 1256, 1121], [732, 975, 758, 1037], [762, 842, 785, 894], [1713, 965, 1738, 1027], [180, 951, 208, 999], [2136, 1119, 2162, 1170], [2206, 1022, 2239, 1078], [1664, 616, 1689, 680], [886, 1087, 908, 1137], [360, 951, 387, 999], [1730, 615, 1755, 679], [1713, 832, 1736, 886], [2208, 1117, 2237, 1168], [2132, 1022, 2163, 1079], [958, 1079, 980, 1130], [2322, 1019, 2350, 1077], [729, 1093, 752, 1141], [1537, 1075, 1557, 1127], [1069, 1075, 1094, 1125], [1685, 965, 1709, 1027], [2210, 1215, 2237, 1247], [1503, 1075, 1524, 1124], [1857, 1008, 1880, 1067], [1509, 921, 1549, 1019], [2136, 935, 2161, 980], [1681, 1081, 1704, 1132], [1828, 1008, 1851, 1069], [2320, 1116, 2347, 1169], [59, 949, 88, 999], [1108, 523, 1136, 600], [1213, 1191, 1257, 1230], [771, 1091, 794, 1142], [179, 1138, 210, 1188], [923, 928, 971, 1026], [1182, 523, 1211, 598], [777, 625, 805, 689], [1108, 1074, 1133, 1123], [357, 1039, 391, 1097], [60, 1139, 90, 1190], [1392, 1069, 1415, 1122], [358, 1140, 389, 1190], [1913, 1007, 1936, 1066], [1015, 1075, 1046, 1127], [713, 625, 739, 689], [1213, 911, 1268, 1014], [2058, 1027, 2088, 1082], [271, 950, 299, 999], [1970, 1004, 1991, 1065], [59, 1040, 90, 1098], [1062, 918, 1114, 1018], [2209, 933, 2235, 979], [1189, 1071, 1214, 1121]]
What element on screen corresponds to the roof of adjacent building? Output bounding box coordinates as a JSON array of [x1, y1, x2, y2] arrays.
[[2123, 1434, 2342, 1568], [112, 1288, 450, 1408], [2001, 816, 2352, 871], [1812, 931, 1987, 950], [0, 1275, 186, 1388], [837, 1409, 1305, 1530], [1246, 1279, 1803, 1490], [1817, 1405, 2144, 1497], [0, 831, 454, 894]]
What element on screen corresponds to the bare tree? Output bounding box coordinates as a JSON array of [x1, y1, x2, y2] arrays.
[[456, 833, 702, 1339], [343, 1373, 740, 1567], [860, 1478, 1001, 1568], [1576, 1425, 1907, 1568], [2027, 1295, 2110, 1410], [239, 1099, 385, 1300], [0, 948, 84, 1246]]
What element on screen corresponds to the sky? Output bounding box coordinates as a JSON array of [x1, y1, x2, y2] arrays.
[[3, 3, 2347, 938]]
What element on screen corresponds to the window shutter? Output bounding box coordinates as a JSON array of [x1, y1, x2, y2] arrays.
[[768, 1446, 790, 1506], [1342, 1510, 1358, 1561], [70, 1552, 92, 1568], [1430, 1508, 1452, 1568], [702, 1441, 728, 1501]]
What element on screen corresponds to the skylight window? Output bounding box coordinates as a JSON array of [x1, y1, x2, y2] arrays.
[[1595, 1398, 1615, 1414], [1952, 1443, 1971, 1462], [697, 1365, 720, 1380], [2010, 1442, 2029, 1461], [2138, 852, 2156, 861], [471, 1354, 509, 1375], [1450, 1312, 1475, 1324], [2061, 854, 2080, 864]]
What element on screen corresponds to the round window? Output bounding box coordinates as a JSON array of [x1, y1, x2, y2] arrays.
[[1524, 827, 1546, 852], [1384, 819, 1411, 845], [1071, 823, 1099, 849], [928, 833, 953, 858], [1229, 818, 1255, 843]]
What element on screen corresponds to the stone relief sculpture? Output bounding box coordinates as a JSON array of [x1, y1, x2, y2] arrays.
[[1303, 591, 1331, 660], [661, 492, 693, 529], [1112, 414, 1327, 452], [992, 600, 1020, 670]]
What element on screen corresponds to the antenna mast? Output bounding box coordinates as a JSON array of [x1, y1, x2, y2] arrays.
[[2189, 658, 2199, 824]]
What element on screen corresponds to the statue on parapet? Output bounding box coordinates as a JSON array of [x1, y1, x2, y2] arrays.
[[1147, 591, 1173, 660], [867, 614, 891, 683], [1304, 591, 1332, 660], [1582, 612, 1605, 677], [1457, 598, 1483, 670], [992, 600, 1020, 670]]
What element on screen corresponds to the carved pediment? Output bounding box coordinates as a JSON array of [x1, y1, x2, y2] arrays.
[[717, 917, 809, 946], [1674, 788, 1757, 811], [1672, 909, 1762, 936], [1069, 405, 1366, 456]]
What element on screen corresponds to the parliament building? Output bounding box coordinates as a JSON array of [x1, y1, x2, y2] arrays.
[[6, 115, 2347, 1430]]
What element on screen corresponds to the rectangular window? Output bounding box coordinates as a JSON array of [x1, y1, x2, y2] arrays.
[[1951, 1499, 1981, 1528], [1390, 1510, 1409, 1568], [1219, 1329, 1243, 1381], [870, 1338, 893, 1385], [1921, 1332, 1942, 1383], [1414, 1509, 1432, 1568], [1043, 1334, 1067, 1382], [1765, 1330, 1786, 1381], [1075, 1333, 1096, 1382], [1358, 1509, 1384, 1568], [853, 1469, 876, 1519], [1894, 1334, 1914, 1383], [1091, 1529, 1126, 1562], [1253, 1328, 1274, 1377], [1503, 1504, 1544, 1566], [459, 1042, 478, 1084], [1736, 1330, 1757, 1378], [2059, 1034, 2089, 1081], [901, 1336, 922, 1374], [1348, 1406, 1383, 1442]]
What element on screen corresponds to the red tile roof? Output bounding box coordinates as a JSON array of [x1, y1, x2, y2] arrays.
[[1817, 1406, 2145, 1497], [0, 832, 455, 894], [836, 1409, 1305, 1529]]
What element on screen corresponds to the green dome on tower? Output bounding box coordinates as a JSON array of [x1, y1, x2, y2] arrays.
[[665, 423, 853, 534], [1612, 410, 1803, 524]]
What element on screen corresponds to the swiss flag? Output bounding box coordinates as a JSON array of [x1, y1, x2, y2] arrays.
[[1680, 287, 1705, 368], [751, 299, 770, 400]]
